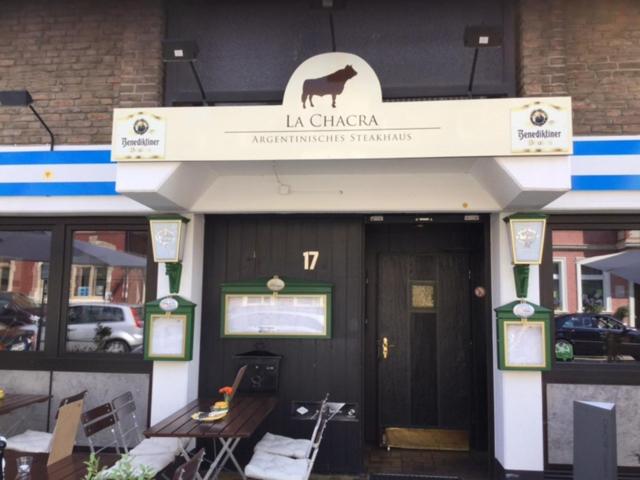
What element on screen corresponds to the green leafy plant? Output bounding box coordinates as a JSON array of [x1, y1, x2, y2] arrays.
[[614, 305, 629, 321], [93, 323, 113, 351], [83, 453, 155, 480]]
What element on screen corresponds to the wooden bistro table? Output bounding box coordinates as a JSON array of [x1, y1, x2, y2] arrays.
[[0, 393, 51, 416], [4, 451, 119, 480], [145, 395, 278, 480], [0, 393, 51, 437]]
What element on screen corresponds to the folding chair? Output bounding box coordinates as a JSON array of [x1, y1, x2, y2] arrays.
[[110, 391, 182, 476], [252, 393, 329, 459], [5, 391, 86, 466], [245, 394, 333, 480], [172, 448, 205, 480], [110, 391, 144, 452], [81, 403, 121, 456]]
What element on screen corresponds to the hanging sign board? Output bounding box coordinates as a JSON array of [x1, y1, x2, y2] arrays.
[[112, 52, 572, 162], [144, 295, 195, 361], [495, 301, 552, 371]]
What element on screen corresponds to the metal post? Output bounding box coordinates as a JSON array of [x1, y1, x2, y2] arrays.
[[189, 60, 209, 106], [28, 105, 54, 151], [329, 13, 337, 52], [467, 47, 479, 99]]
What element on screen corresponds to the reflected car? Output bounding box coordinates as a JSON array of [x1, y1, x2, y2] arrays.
[[555, 313, 640, 361], [0, 292, 41, 328], [0, 292, 43, 351], [0, 328, 36, 352], [66, 304, 144, 353]]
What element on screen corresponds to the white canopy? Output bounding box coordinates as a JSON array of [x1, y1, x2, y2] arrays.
[[581, 250, 640, 284]]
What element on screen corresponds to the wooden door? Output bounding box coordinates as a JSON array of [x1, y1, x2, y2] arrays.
[[377, 252, 471, 432]]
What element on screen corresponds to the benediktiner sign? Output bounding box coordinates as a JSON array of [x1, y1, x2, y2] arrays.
[[111, 52, 572, 162]]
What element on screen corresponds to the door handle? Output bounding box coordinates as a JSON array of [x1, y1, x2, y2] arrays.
[[381, 337, 395, 360]]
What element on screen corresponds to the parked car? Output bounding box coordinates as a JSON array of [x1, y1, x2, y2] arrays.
[[0, 328, 36, 352], [555, 313, 640, 361], [66, 303, 144, 353], [0, 292, 43, 351], [0, 292, 41, 328]]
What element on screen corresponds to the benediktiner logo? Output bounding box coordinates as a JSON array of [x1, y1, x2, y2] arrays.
[[529, 109, 548, 127], [133, 118, 149, 135]]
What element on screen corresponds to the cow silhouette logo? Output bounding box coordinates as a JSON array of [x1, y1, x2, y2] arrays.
[[301, 65, 358, 108]]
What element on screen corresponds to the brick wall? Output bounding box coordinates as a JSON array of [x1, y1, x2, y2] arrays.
[[519, 0, 640, 135], [0, 0, 164, 146]]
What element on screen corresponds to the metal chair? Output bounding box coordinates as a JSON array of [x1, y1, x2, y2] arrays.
[[81, 402, 121, 456], [110, 391, 182, 476], [110, 391, 144, 452], [253, 393, 329, 459], [171, 448, 205, 480], [245, 394, 333, 480]]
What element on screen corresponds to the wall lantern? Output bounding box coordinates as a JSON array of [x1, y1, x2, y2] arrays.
[[149, 215, 189, 294], [505, 213, 547, 299], [161, 39, 209, 106], [0, 90, 55, 151]]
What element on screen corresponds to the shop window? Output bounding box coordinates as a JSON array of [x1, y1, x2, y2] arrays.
[[0, 230, 50, 353], [0, 219, 154, 371], [551, 228, 639, 364], [65, 230, 148, 354]]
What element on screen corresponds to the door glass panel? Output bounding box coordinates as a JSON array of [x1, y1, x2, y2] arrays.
[[0, 230, 50, 352], [65, 230, 148, 354]]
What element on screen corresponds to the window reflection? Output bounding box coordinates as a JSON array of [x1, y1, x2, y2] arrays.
[[65, 230, 148, 354], [553, 229, 640, 363], [0, 231, 50, 352]]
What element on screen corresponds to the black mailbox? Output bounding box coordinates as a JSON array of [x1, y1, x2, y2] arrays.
[[233, 350, 282, 393]]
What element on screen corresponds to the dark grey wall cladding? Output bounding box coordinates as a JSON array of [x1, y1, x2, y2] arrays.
[[166, 0, 513, 104]]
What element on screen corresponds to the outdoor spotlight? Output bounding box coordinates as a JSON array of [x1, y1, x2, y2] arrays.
[[463, 26, 503, 48], [162, 39, 208, 106], [463, 26, 503, 98], [162, 40, 199, 62], [311, 0, 346, 9], [0, 90, 33, 107], [0, 90, 55, 150]]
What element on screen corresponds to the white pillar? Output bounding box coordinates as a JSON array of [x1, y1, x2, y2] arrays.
[[150, 214, 205, 424], [491, 213, 544, 473]]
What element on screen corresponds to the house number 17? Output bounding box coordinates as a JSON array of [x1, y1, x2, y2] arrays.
[[303, 251, 319, 270]]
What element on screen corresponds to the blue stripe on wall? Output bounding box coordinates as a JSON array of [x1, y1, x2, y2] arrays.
[[573, 140, 640, 156], [572, 175, 640, 191], [0, 150, 111, 165], [0, 182, 118, 196]]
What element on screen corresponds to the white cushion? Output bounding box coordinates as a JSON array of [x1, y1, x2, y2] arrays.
[[102, 441, 177, 476], [136, 437, 186, 455], [125, 439, 179, 471], [6, 430, 52, 453], [254, 432, 312, 459], [245, 451, 311, 480]]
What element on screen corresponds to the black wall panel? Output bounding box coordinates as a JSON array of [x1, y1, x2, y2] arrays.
[[166, 0, 515, 104], [199, 215, 364, 473]]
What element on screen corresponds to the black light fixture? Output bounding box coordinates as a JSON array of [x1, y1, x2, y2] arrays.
[[0, 90, 55, 150], [463, 26, 503, 99], [162, 39, 209, 106]]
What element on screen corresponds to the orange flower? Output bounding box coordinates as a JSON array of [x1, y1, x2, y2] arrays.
[[218, 386, 233, 396]]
